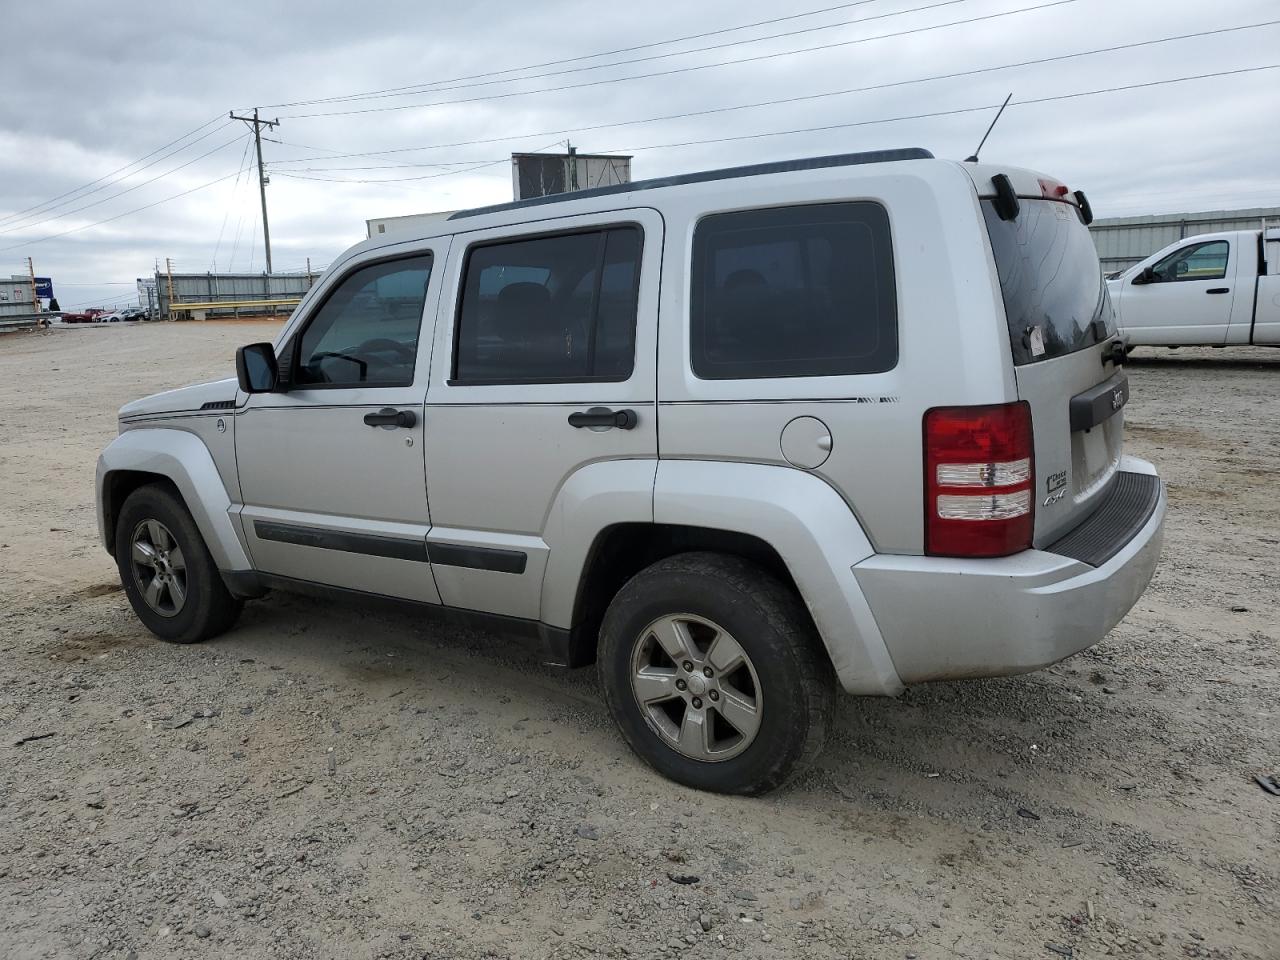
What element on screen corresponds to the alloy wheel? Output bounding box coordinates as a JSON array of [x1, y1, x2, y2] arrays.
[[629, 613, 763, 761], [128, 519, 187, 618]]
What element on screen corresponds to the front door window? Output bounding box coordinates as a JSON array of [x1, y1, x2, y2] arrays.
[[294, 255, 433, 387], [1149, 241, 1228, 283]]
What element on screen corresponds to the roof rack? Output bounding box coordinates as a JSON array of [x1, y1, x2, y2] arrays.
[[448, 147, 934, 221]]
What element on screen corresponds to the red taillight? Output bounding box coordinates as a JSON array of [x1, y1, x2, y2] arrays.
[[924, 402, 1034, 558]]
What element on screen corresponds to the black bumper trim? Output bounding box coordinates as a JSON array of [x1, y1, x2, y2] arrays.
[[1047, 471, 1162, 567]]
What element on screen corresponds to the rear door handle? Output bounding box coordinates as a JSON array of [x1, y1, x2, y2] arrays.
[[1206, 287, 1230, 294], [567, 407, 638, 430], [363, 408, 417, 428]]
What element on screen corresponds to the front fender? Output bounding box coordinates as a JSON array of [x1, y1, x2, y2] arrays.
[[96, 429, 252, 572], [654, 460, 903, 696]]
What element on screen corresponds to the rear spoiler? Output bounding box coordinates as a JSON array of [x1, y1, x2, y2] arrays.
[[988, 173, 1093, 225]]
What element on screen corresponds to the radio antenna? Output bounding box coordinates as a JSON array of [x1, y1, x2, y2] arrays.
[[966, 93, 1013, 163]]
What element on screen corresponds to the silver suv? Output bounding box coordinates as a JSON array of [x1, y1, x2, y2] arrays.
[[97, 148, 1166, 794]]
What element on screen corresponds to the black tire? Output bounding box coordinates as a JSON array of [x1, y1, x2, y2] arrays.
[[114, 483, 242, 644], [598, 552, 834, 795]]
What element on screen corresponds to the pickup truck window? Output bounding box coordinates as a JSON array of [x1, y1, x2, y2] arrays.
[[689, 202, 896, 380], [294, 255, 433, 388], [1150, 240, 1229, 283], [982, 199, 1113, 365], [453, 226, 641, 384]]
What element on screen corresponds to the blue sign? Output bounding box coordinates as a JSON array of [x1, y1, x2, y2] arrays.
[[34, 277, 53, 298]]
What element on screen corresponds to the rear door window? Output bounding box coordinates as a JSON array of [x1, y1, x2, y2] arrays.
[[689, 202, 897, 380], [453, 227, 641, 384], [982, 199, 1114, 365]]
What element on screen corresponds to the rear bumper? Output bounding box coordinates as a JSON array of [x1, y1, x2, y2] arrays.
[[853, 457, 1165, 684]]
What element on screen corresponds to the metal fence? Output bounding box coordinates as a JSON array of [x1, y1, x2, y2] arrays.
[[1091, 206, 1280, 273], [157, 271, 319, 319]]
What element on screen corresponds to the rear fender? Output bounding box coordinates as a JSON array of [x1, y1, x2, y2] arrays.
[[654, 460, 903, 696]]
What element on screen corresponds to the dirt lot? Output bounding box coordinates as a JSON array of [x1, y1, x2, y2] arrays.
[[1, 321, 1276, 960]]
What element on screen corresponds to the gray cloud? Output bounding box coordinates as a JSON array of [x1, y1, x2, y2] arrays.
[[1, 0, 1276, 308]]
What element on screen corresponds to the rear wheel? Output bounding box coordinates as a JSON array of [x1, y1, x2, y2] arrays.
[[114, 484, 242, 643], [598, 552, 834, 795]]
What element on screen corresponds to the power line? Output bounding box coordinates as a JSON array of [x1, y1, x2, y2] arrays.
[[260, 0, 892, 109], [7, 65, 1272, 254], [0, 133, 248, 237], [273, 0, 967, 112], [273, 162, 507, 184], [272, 65, 1280, 185], [211, 138, 255, 270], [0, 168, 243, 255], [264, 19, 1280, 172], [272, 139, 567, 185], [0, 116, 228, 229], [590, 63, 1280, 156], [281, 0, 1079, 119]]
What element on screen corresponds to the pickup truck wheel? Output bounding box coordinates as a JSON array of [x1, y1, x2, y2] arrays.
[[599, 552, 834, 795], [114, 484, 242, 644]]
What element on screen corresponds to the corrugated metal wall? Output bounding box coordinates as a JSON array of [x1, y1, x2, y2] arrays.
[[157, 271, 318, 319], [1091, 206, 1280, 273], [0, 275, 36, 318]]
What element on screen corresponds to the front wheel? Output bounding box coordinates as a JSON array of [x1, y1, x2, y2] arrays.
[[598, 552, 834, 795], [114, 484, 242, 644]]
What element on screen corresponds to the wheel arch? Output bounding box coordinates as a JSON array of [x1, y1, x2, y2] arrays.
[[562, 522, 806, 667], [96, 429, 252, 573], [545, 459, 904, 695]]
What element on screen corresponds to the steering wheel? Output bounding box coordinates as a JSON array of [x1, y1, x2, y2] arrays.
[[353, 338, 416, 361]]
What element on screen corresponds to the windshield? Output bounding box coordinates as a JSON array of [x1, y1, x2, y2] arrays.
[[982, 199, 1114, 365]]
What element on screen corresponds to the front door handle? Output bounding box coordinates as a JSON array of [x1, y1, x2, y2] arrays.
[[567, 407, 638, 430], [363, 408, 417, 428], [1206, 287, 1230, 294]]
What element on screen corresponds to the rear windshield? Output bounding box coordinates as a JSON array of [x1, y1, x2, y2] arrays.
[[982, 198, 1114, 365]]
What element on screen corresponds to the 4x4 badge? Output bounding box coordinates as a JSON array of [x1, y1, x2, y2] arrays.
[[1044, 470, 1068, 506]]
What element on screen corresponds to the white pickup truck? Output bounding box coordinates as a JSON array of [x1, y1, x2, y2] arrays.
[[1108, 227, 1280, 349]]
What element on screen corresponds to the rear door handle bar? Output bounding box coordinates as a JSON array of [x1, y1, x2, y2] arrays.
[[567, 407, 638, 430], [363, 408, 417, 428]]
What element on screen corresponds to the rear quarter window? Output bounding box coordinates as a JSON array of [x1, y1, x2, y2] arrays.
[[689, 202, 897, 380]]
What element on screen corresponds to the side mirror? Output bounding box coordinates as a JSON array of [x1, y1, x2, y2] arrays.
[[1132, 266, 1156, 286], [236, 342, 279, 393], [1175, 260, 1189, 277]]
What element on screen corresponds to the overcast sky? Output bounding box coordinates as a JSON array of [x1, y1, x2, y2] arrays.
[[1, 0, 1276, 310]]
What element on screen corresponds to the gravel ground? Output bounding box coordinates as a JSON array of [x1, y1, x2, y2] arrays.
[[1, 322, 1276, 960]]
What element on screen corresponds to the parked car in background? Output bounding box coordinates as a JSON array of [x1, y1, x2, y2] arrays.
[[96, 148, 1166, 794], [62, 308, 105, 324], [1109, 227, 1280, 349]]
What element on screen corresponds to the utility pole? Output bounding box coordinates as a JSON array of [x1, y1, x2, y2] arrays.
[[229, 108, 279, 275], [567, 142, 578, 192], [26, 257, 40, 317], [165, 258, 175, 322]]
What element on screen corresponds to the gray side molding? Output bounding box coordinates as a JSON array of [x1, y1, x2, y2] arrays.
[[95, 428, 253, 573], [653, 460, 903, 697]]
